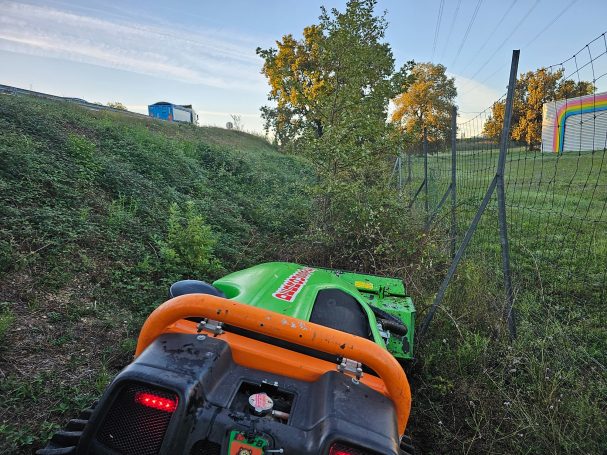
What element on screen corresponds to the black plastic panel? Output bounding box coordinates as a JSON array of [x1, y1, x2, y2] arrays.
[[189, 440, 221, 455], [310, 289, 372, 339], [79, 333, 401, 455]]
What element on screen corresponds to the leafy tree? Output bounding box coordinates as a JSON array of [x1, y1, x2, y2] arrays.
[[257, 0, 412, 152], [106, 101, 127, 110], [257, 0, 414, 268], [483, 68, 594, 149], [230, 114, 243, 131], [391, 62, 457, 143], [555, 79, 594, 99], [483, 100, 506, 140], [257, 25, 326, 145]]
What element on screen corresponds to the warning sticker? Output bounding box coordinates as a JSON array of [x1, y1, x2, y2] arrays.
[[272, 267, 315, 302], [229, 444, 262, 455], [229, 431, 267, 455]]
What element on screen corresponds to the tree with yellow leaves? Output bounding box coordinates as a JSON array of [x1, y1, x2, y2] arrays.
[[391, 63, 457, 143], [256, 1, 415, 266], [483, 68, 593, 149], [256, 0, 412, 154], [257, 25, 328, 145], [106, 101, 127, 110]]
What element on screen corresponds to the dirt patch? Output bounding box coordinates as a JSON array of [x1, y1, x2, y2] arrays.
[[0, 270, 136, 454]]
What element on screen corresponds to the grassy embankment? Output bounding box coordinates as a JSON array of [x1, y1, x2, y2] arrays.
[[0, 94, 311, 453]]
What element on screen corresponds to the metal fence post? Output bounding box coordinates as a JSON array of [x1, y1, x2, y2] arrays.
[[450, 105, 457, 258], [398, 154, 403, 196], [407, 152, 412, 184], [417, 50, 520, 342], [497, 50, 519, 340], [423, 128, 429, 219]]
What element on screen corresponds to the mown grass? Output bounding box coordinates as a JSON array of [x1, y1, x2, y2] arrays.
[[405, 143, 607, 453], [0, 94, 311, 453]]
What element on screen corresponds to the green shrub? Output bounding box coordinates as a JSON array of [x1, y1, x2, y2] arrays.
[[106, 195, 138, 232], [299, 181, 424, 274], [65, 133, 99, 183], [157, 201, 222, 278], [0, 237, 16, 273]]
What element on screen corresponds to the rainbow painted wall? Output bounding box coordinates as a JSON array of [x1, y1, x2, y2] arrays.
[[541, 91, 607, 153]]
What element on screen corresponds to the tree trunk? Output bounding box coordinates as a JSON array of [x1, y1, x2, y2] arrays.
[[314, 119, 323, 138]]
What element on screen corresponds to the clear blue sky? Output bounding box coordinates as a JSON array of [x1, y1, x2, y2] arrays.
[[1, 0, 605, 130]]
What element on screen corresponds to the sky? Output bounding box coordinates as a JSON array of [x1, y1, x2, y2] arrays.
[[1, 0, 606, 131]]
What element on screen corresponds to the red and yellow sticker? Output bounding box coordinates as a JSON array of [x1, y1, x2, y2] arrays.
[[229, 444, 263, 455], [229, 432, 265, 455], [272, 267, 315, 302], [228, 430, 268, 455]]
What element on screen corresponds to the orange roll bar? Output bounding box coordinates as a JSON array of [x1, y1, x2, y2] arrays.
[[135, 294, 411, 435], [164, 319, 392, 397]]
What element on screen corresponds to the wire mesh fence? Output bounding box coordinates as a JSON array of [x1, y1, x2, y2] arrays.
[[396, 35, 607, 340], [510, 35, 607, 307]]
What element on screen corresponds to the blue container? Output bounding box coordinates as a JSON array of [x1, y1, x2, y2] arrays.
[[148, 102, 196, 123]]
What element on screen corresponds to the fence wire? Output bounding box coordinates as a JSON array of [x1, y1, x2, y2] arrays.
[[396, 34, 607, 339], [506, 35, 607, 307]]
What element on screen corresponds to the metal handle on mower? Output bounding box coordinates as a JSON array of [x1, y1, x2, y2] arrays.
[[135, 294, 411, 435]]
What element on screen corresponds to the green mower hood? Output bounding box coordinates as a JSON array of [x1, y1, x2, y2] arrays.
[[213, 262, 415, 359]]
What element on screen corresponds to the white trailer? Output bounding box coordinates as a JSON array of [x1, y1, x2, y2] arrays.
[[172, 105, 192, 123]]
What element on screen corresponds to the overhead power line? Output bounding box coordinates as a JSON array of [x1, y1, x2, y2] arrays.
[[523, 0, 579, 51], [432, 0, 446, 61], [459, 0, 580, 97], [439, 0, 462, 62], [450, 0, 483, 67], [462, 0, 519, 70], [464, 0, 540, 83]]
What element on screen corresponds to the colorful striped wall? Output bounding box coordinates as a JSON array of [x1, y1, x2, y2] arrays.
[[541, 91, 607, 153]]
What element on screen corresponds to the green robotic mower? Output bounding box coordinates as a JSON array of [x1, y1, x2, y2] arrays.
[[38, 262, 416, 455]]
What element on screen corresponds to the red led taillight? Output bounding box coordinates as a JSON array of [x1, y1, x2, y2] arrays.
[[329, 449, 352, 455], [134, 391, 178, 412], [329, 443, 369, 455]]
